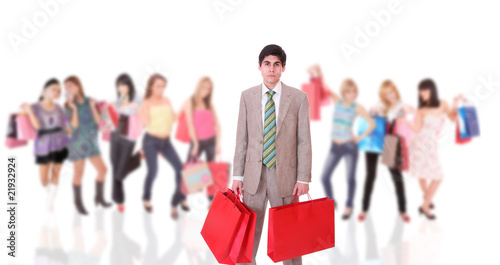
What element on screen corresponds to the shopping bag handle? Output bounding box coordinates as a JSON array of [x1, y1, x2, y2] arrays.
[[290, 192, 313, 205], [227, 188, 245, 204], [187, 155, 200, 164]]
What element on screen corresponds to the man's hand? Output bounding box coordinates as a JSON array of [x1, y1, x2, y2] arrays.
[[231, 180, 243, 196], [293, 182, 309, 197]]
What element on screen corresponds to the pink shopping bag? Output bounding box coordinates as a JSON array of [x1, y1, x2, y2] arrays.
[[126, 113, 142, 140], [16, 114, 37, 140]]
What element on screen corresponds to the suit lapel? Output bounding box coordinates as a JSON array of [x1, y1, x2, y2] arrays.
[[276, 83, 291, 137]]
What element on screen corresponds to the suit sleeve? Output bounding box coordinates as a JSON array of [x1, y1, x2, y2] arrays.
[[296, 93, 312, 183], [232, 92, 248, 177]]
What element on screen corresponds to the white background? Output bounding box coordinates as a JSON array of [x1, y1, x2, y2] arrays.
[[1, 0, 500, 264]]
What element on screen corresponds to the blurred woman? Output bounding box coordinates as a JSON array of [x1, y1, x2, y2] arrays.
[[319, 67, 375, 220], [110, 73, 142, 213], [22, 78, 70, 211], [358, 80, 414, 223], [182, 76, 221, 204], [140, 74, 189, 219], [64, 76, 111, 215], [404, 79, 461, 219]]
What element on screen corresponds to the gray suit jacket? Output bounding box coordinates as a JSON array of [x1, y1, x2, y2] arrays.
[[232, 82, 312, 198]]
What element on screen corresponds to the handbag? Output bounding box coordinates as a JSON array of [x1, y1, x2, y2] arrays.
[[181, 156, 213, 194], [268, 193, 335, 262]]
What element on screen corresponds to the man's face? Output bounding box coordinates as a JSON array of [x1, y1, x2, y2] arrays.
[[259, 55, 285, 85]]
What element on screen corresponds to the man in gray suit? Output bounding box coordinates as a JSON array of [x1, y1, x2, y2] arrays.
[[232, 44, 312, 265]]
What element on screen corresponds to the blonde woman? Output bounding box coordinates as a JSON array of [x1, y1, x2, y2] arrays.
[[182, 77, 221, 203], [320, 72, 375, 220], [140, 74, 189, 219], [358, 80, 414, 223]]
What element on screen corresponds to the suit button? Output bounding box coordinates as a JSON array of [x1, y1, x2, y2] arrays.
[[260, 140, 263, 144], [258, 159, 262, 162]]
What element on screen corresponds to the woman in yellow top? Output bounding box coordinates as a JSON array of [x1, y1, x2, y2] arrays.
[[140, 74, 189, 219]]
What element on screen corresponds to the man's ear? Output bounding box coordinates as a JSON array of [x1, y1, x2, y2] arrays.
[[258, 63, 261, 71], [282, 66, 286, 73]]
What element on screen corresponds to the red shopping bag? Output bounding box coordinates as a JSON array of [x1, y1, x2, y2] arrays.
[[302, 82, 320, 121], [175, 111, 191, 143], [107, 104, 119, 127], [268, 194, 335, 262], [394, 118, 412, 171], [314, 76, 331, 107], [226, 190, 256, 263], [301, 77, 331, 121], [399, 136, 409, 171], [206, 161, 230, 196], [201, 189, 254, 265]]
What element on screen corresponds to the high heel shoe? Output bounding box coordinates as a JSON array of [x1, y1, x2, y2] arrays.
[[73, 184, 88, 215], [171, 207, 179, 220], [180, 201, 190, 212], [400, 212, 411, 223], [424, 197, 435, 209], [342, 208, 353, 220], [94, 181, 112, 208], [143, 201, 153, 213], [418, 207, 436, 220], [357, 212, 366, 222]]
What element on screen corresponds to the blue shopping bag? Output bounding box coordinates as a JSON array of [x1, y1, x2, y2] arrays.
[[457, 105, 480, 139], [457, 108, 470, 140], [357, 116, 386, 154], [465, 107, 480, 137]]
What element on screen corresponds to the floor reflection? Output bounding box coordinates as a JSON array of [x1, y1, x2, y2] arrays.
[[68, 210, 106, 264], [141, 211, 218, 265], [35, 210, 107, 265], [361, 214, 382, 265], [34, 212, 68, 265], [33, 208, 443, 265], [380, 215, 404, 265], [110, 210, 141, 264], [405, 219, 443, 265]]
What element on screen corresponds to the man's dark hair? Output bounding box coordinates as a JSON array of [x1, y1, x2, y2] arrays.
[[259, 44, 286, 67]]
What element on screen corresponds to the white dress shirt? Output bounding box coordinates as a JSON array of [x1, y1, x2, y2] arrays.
[[233, 81, 309, 184]]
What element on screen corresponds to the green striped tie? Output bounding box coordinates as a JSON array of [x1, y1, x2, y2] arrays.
[[263, 91, 276, 169]]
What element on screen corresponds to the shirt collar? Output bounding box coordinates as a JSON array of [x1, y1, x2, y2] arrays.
[[261, 81, 282, 98]]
